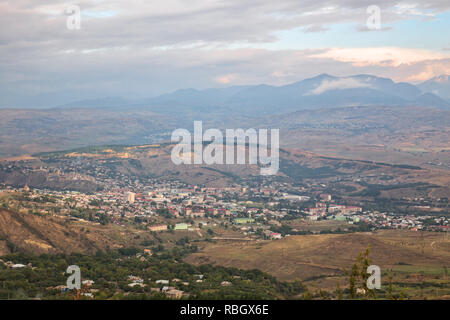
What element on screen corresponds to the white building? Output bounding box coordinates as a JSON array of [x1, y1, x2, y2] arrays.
[[127, 191, 135, 203]]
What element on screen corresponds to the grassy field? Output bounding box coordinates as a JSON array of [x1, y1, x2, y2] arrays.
[[185, 230, 450, 299], [286, 219, 350, 232]]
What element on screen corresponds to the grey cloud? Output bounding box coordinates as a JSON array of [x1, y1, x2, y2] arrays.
[[1, 0, 449, 106], [303, 25, 330, 33]]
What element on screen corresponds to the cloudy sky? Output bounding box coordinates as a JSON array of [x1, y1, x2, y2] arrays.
[[1, 0, 450, 107]]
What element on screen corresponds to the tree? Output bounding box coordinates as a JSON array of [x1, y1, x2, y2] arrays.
[[386, 272, 394, 300], [359, 245, 376, 299], [335, 282, 343, 300], [348, 245, 376, 299], [349, 262, 358, 299], [302, 285, 312, 300]]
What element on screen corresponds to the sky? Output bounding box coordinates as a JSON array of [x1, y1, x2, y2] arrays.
[[1, 0, 450, 107]]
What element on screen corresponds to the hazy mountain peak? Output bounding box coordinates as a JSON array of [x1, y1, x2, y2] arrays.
[[412, 92, 450, 109], [348, 74, 392, 83], [52, 74, 448, 114], [305, 76, 372, 96], [428, 75, 450, 83], [418, 75, 450, 100], [316, 73, 335, 78]]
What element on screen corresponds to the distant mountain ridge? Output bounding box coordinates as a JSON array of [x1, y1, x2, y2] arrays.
[[57, 96, 130, 109], [56, 74, 450, 114], [418, 74, 450, 100], [147, 73, 449, 114]]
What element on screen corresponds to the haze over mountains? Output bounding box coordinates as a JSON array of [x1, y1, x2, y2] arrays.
[[1, 73, 449, 164], [50, 73, 450, 113], [417, 75, 450, 100], [143, 74, 450, 114]]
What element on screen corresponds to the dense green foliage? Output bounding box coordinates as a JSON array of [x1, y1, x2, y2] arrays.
[[0, 246, 304, 300]]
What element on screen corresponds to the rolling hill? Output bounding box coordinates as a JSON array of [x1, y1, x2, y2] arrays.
[[0, 209, 127, 255], [185, 230, 450, 289], [1, 209, 98, 255]]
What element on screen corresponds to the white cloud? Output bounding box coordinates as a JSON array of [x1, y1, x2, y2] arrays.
[[311, 47, 450, 67], [213, 73, 239, 84], [1, 1, 450, 106], [307, 77, 372, 95]]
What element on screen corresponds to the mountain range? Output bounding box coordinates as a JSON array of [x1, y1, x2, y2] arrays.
[[55, 74, 450, 114], [417, 75, 450, 100], [1, 73, 449, 158]]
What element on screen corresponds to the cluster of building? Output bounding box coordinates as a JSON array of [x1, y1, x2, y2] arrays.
[[1, 180, 448, 236], [1, 154, 448, 239], [355, 211, 449, 231], [306, 200, 363, 221], [0, 259, 33, 269]]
